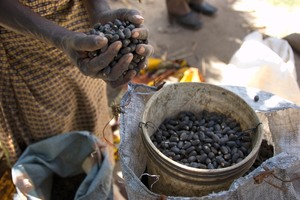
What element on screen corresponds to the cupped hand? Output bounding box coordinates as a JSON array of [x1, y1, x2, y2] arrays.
[[59, 32, 137, 87], [94, 8, 154, 74], [60, 8, 154, 88]]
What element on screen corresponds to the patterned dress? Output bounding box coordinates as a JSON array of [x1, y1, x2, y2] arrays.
[[0, 0, 113, 165]]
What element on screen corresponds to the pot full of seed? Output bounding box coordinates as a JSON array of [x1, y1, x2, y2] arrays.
[[141, 82, 263, 197]]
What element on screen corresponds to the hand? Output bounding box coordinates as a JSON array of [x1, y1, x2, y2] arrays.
[[59, 32, 134, 86], [96, 8, 154, 58], [93, 9, 154, 86]]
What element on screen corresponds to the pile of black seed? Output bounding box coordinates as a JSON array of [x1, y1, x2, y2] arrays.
[[150, 110, 255, 169], [87, 19, 148, 76]]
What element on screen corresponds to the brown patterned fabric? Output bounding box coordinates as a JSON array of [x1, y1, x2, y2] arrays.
[[0, 0, 113, 166]]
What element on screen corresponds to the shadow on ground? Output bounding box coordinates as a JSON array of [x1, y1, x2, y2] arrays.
[[111, 0, 300, 87]]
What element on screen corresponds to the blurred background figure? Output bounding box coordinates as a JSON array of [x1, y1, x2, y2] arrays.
[[166, 0, 218, 30]]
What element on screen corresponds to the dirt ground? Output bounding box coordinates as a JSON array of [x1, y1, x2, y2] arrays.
[[110, 0, 300, 87]]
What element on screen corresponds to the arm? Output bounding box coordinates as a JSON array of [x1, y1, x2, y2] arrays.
[[0, 0, 109, 57], [0, 0, 75, 49], [0, 0, 125, 87], [0, 0, 153, 87]]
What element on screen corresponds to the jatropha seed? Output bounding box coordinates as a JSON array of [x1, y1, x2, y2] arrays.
[[87, 19, 148, 76], [150, 110, 254, 169]]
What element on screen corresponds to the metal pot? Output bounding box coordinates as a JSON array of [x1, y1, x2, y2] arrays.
[[141, 82, 263, 197]]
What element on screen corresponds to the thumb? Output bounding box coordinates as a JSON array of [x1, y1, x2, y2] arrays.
[[72, 34, 108, 51], [115, 9, 144, 25]]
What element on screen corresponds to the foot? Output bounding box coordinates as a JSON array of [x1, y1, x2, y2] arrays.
[[189, 2, 218, 16], [168, 11, 203, 30]]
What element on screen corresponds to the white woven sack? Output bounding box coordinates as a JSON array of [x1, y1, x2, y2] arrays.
[[119, 83, 300, 200]]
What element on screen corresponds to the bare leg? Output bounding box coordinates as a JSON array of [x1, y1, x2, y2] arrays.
[[166, 0, 191, 16]]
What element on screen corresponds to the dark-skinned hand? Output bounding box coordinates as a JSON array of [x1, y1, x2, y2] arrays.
[[59, 8, 153, 88]]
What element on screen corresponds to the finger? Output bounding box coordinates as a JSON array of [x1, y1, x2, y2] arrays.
[[77, 41, 122, 77], [136, 58, 147, 71], [90, 41, 122, 71], [106, 53, 133, 81], [136, 44, 154, 57], [77, 58, 94, 76], [115, 9, 144, 25], [131, 27, 149, 40], [72, 34, 108, 51], [109, 70, 136, 88]]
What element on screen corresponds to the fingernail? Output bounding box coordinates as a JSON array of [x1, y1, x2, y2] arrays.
[[116, 42, 122, 49], [127, 54, 133, 62], [134, 15, 144, 21], [96, 36, 104, 45], [138, 46, 145, 54], [132, 31, 139, 38]]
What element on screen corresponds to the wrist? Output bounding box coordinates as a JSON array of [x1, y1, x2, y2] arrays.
[[50, 28, 75, 51]]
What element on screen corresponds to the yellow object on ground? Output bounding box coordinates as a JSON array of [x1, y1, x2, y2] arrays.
[[147, 58, 162, 70], [179, 67, 204, 83], [136, 58, 205, 85]]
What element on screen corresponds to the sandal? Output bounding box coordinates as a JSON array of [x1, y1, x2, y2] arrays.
[[189, 2, 218, 16], [168, 11, 203, 30]]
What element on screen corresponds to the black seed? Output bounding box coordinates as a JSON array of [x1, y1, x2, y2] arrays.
[[188, 156, 196, 163], [182, 142, 192, 150], [220, 146, 229, 154], [208, 152, 215, 159], [173, 155, 181, 161], [185, 146, 195, 155], [207, 163, 214, 169], [206, 158, 212, 164], [120, 47, 131, 55], [196, 154, 207, 163], [179, 149, 186, 155], [188, 150, 197, 157], [224, 153, 231, 160], [191, 140, 200, 146], [117, 29, 125, 39], [127, 24, 136, 30], [180, 132, 188, 141], [121, 39, 131, 47], [204, 138, 214, 143], [231, 153, 239, 162], [170, 146, 180, 154], [168, 130, 177, 137], [210, 147, 218, 154], [198, 131, 205, 141], [203, 145, 211, 154], [211, 134, 220, 143], [177, 141, 184, 149], [166, 124, 176, 130], [168, 119, 179, 126], [226, 141, 236, 147], [169, 136, 179, 142], [123, 28, 132, 38], [213, 143, 220, 149]]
